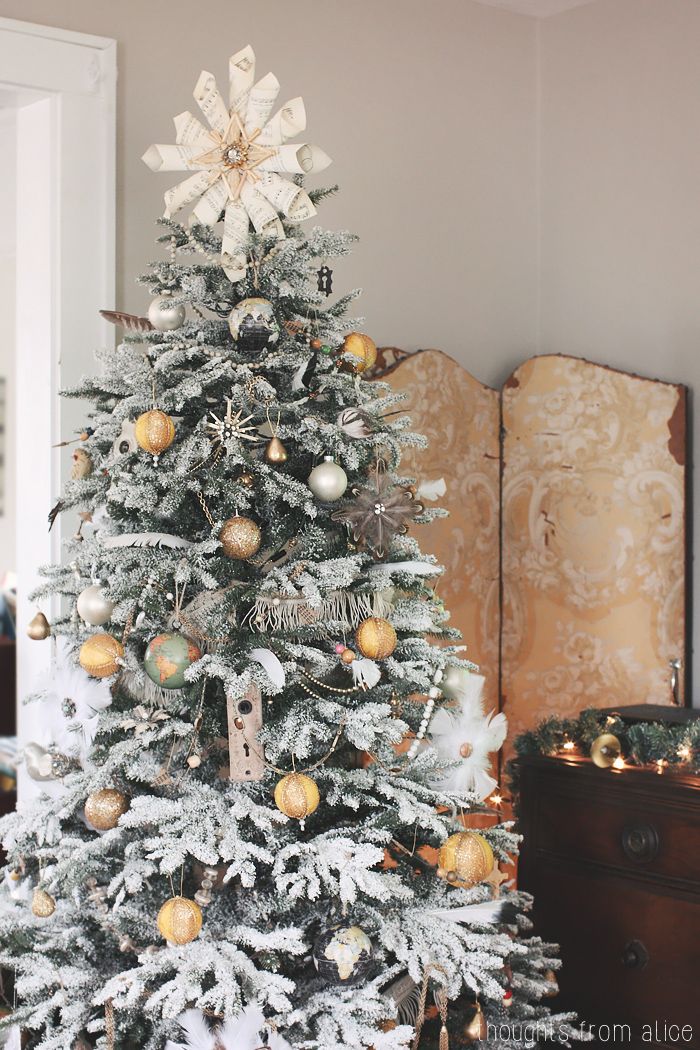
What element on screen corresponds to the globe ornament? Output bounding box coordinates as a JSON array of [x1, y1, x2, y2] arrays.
[[79, 633, 124, 678], [438, 831, 494, 889], [228, 297, 280, 354], [355, 617, 397, 661], [307, 456, 348, 502], [76, 584, 114, 627], [85, 788, 129, 831], [144, 632, 202, 689], [147, 294, 186, 332], [31, 888, 56, 918], [340, 332, 378, 374], [274, 773, 320, 822], [157, 895, 203, 945], [219, 515, 262, 559], [135, 409, 176, 457], [313, 923, 374, 985]]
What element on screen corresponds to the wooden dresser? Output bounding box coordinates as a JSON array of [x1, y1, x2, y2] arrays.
[[517, 755, 700, 1049]]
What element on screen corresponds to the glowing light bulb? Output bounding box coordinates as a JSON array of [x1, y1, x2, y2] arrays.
[[612, 756, 625, 770]]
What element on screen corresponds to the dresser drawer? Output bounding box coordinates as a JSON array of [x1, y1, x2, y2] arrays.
[[526, 764, 700, 887], [527, 860, 700, 1046]]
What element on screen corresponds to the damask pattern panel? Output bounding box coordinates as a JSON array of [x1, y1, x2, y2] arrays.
[[384, 350, 501, 715], [501, 354, 687, 748]]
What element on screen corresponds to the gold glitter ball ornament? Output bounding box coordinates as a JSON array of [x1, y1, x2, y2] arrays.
[[85, 788, 129, 831], [79, 633, 124, 678], [341, 332, 377, 373], [355, 617, 397, 660], [157, 895, 203, 944], [274, 772, 320, 821], [31, 887, 56, 918], [219, 515, 262, 560], [134, 409, 176, 456], [438, 831, 494, 888]]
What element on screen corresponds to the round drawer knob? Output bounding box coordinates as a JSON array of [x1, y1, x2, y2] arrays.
[[621, 822, 659, 863], [622, 939, 649, 969]]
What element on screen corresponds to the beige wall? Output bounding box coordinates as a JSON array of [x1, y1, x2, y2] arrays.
[[538, 0, 700, 690], [0, 0, 539, 363]]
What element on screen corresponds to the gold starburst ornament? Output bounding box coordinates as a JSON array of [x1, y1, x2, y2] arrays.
[[143, 45, 331, 281]]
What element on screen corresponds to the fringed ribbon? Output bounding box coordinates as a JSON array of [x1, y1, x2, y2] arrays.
[[247, 589, 392, 631], [411, 964, 450, 1050]]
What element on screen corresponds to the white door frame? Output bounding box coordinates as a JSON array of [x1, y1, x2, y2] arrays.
[[0, 18, 116, 797]]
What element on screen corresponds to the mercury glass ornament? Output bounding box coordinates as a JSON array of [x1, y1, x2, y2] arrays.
[[228, 297, 280, 354], [147, 294, 185, 332], [313, 923, 373, 985], [76, 584, 114, 627], [307, 456, 348, 502]]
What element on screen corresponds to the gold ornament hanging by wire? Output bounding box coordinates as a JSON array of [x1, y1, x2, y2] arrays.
[[157, 895, 203, 944], [31, 887, 56, 918], [265, 435, 288, 464], [438, 831, 494, 888], [27, 610, 51, 640], [85, 788, 129, 831], [340, 332, 377, 373], [219, 515, 262, 559], [590, 732, 622, 768], [274, 773, 320, 821], [355, 617, 397, 660], [135, 409, 176, 456], [463, 1003, 488, 1043], [79, 633, 124, 678]]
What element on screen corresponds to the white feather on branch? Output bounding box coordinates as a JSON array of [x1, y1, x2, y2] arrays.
[[367, 561, 439, 577], [102, 532, 193, 549], [250, 648, 286, 689], [426, 899, 505, 924], [430, 673, 507, 801], [165, 1006, 291, 1050], [351, 657, 381, 687], [415, 477, 446, 502]]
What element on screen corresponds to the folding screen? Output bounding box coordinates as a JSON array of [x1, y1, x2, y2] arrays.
[[381, 351, 688, 748]]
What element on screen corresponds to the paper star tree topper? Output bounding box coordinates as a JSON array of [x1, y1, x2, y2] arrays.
[[143, 45, 332, 281]]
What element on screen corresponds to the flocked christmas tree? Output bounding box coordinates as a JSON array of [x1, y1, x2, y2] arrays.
[[0, 46, 583, 1050]]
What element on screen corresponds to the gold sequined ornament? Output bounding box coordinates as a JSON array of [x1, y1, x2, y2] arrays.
[[157, 895, 203, 944], [590, 733, 622, 768], [135, 409, 176, 459], [85, 788, 129, 831], [355, 617, 397, 660], [32, 887, 56, 918], [219, 515, 262, 559], [79, 633, 124, 677], [438, 831, 494, 888], [27, 610, 51, 640], [274, 773, 320, 822], [340, 332, 377, 373]]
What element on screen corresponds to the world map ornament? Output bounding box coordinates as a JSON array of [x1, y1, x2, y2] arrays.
[[142, 45, 332, 281]]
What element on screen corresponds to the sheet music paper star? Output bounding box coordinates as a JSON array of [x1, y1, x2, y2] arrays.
[[143, 45, 332, 281], [485, 865, 509, 898]]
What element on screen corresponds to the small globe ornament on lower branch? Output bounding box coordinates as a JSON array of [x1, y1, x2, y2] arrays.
[[313, 923, 374, 986]]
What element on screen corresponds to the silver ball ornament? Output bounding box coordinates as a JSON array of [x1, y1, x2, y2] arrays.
[[76, 584, 114, 627], [308, 456, 348, 502], [441, 663, 473, 700], [148, 295, 185, 332]]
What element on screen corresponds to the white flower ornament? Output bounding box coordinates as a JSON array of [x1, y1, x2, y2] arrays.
[[143, 45, 332, 281], [430, 672, 508, 801]]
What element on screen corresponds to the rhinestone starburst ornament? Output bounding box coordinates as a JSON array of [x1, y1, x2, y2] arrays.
[[142, 44, 332, 281], [206, 399, 259, 453], [333, 460, 425, 558]]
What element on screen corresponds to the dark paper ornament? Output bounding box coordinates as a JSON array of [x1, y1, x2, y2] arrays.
[[332, 460, 424, 557], [317, 264, 333, 296]]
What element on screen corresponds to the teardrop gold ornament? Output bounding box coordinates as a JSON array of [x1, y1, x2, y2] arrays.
[[265, 435, 288, 464], [27, 611, 51, 640], [463, 1003, 487, 1042]]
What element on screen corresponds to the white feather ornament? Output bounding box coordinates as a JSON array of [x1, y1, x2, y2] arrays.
[[250, 647, 286, 688], [165, 1006, 289, 1050], [415, 477, 446, 502], [367, 561, 439, 577], [426, 899, 505, 924], [102, 532, 193, 549], [3, 1027, 22, 1050], [430, 673, 507, 801], [351, 657, 381, 687], [34, 638, 112, 761]]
